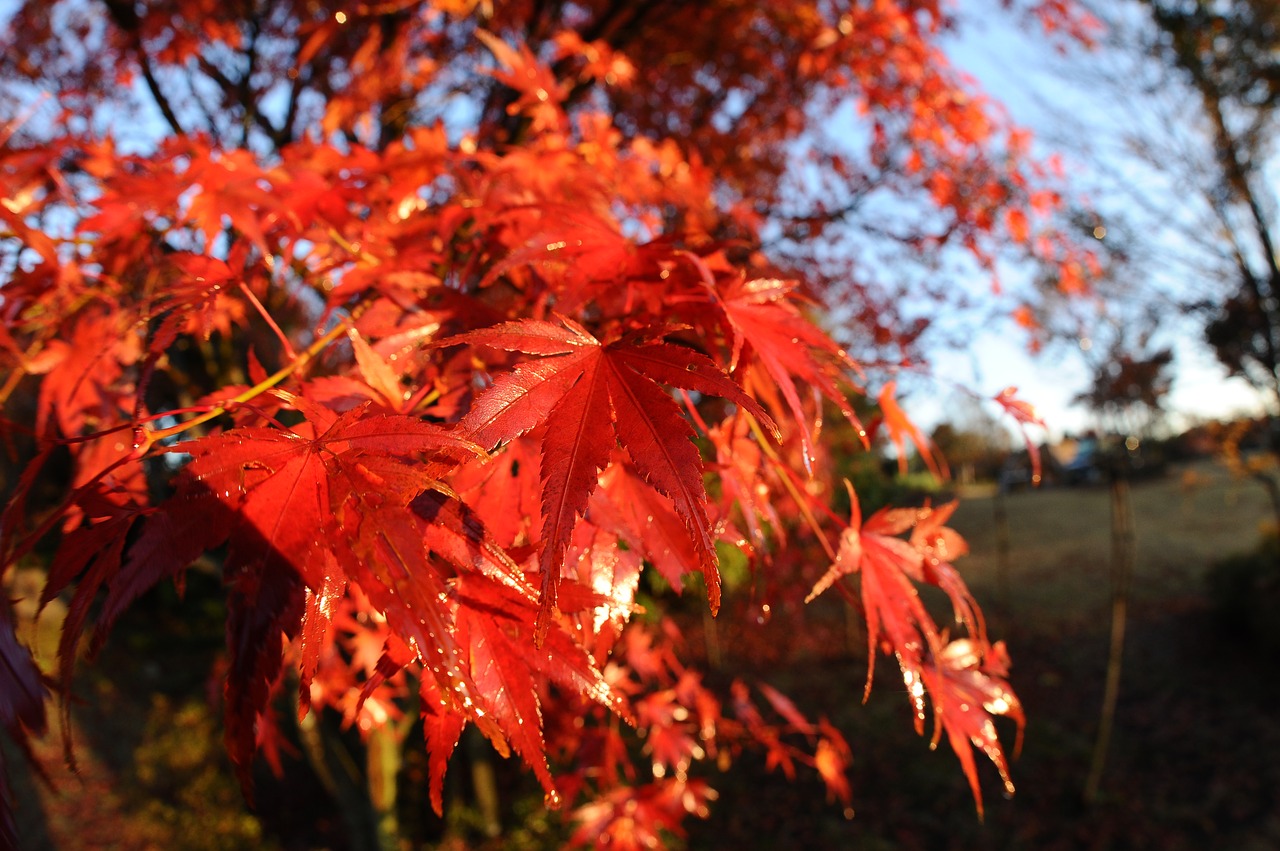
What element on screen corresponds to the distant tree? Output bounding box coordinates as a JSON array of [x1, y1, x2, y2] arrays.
[[1139, 0, 1280, 414], [1038, 1, 1280, 411], [1074, 338, 1174, 439], [931, 397, 1013, 483], [1033, 0, 1280, 522]]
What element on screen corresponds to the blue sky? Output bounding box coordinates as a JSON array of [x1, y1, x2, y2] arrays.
[[909, 5, 1275, 441]]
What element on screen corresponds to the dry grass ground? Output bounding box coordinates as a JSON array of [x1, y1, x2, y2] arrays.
[[954, 459, 1275, 625]]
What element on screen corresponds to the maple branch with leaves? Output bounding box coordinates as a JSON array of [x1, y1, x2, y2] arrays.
[[0, 1, 1096, 847]]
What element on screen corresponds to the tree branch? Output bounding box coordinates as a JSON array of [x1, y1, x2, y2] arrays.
[[101, 0, 186, 136]]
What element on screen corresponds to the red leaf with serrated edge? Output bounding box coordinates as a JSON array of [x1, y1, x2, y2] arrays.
[[36, 309, 136, 438], [329, 464, 493, 740], [316, 402, 481, 457], [911, 501, 984, 642], [636, 687, 707, 777], [562, 520, 643, 658], [412, 489, 535, 602], [456, 317, 757, 640], [708, 415, 785, 552], [451, 317, 595, 358], [855, 528, 935, 716], [609, 342, 777, 439], [538, 351, 614, 630], [455, 593, 558, 795], [41, 489, 137, 611], [223, 551, 306, 800], [47, 509, 134, 697], [474, 206, 646, 300], [298, 572, 343, 716], [236, 438, 332, 590], [807, 483, 935, 711], [711, 277, 865, 468], [921, 639, 1024, 818], [808, 484, 1016, 813], [569, 779, 715, 850], [176, 404, 480, 593], [805, 482, 863, 604], [421, 675, 467, 817], [350, 626, 414, 715], [605, 356, 719, 604], [475, 30, 566, 131], [453, 436, 542, 548], [592, 463, 704, 592], [465, 354, 599, 451], [93, 486, 235, 649], [453, 575, 630, 801], [152, 252, 246, 346], [129, 404, 487, 796], [458, 575, 631, 721], [302, 375, 390, 413]]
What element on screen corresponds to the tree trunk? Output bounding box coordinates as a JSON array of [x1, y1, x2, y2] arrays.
[[1084, 473, 1135, 804]]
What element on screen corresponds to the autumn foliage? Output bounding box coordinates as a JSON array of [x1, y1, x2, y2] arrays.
[[0, 1, 1094, 846]]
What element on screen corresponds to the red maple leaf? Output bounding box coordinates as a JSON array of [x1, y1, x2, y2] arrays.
[[877, 381, 948, 480], [806, 485, 938, 706], [452, 316, 774, 639], [704, 276, 866, 469], [476, 30, 568, 134], [807, 483, 1020, 811], [95, 401, 484, 794], [921, 639, 1024, 817], [569, 778, 716, 851], [910, 500, 984, 643], [34, 309, 137, 437], [453, 574, 631, 803], [589, 462, 706, 594]]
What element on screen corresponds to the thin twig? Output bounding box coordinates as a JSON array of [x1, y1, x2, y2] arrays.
[[147, 302, 366, 444], [1084, 473, 1135, 803], [239, 281, 297, 359]]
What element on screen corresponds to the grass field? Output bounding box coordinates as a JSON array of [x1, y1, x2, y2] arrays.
[[954, 459, 1275, 626]]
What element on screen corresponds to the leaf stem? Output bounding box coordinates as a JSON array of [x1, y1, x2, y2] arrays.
[[145, 303, 368, 446], [239, 281, 297, 360], [747, 415, 837, 560]]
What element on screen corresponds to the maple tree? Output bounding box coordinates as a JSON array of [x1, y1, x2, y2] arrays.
[[0, 1, 1095, 847]]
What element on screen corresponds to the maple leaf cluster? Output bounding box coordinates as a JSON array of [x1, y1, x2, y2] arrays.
[[0, 1, 1086, 846]]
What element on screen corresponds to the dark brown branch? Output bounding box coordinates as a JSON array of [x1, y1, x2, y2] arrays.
[[194, 53, 284, 150], [101, 0, 186, 136], [182, 67, 225, 147]]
